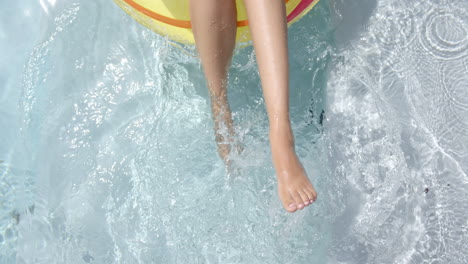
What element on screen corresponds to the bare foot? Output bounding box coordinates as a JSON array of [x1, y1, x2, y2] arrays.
[[270, 121, 317, 213], [215, 126, 234, 162], [211, 94, 236, 162]]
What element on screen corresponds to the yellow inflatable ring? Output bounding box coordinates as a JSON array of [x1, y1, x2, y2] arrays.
[[114, 0, 321, 45]]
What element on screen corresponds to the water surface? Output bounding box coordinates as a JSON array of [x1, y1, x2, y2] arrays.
[[0, 0, 467, 263]]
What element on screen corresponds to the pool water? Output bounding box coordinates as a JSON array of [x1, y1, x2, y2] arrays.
[[1, 0, 467, 263]]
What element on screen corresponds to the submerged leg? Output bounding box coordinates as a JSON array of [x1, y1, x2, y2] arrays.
[[190, 0, 238, 161], [243, 0, 317, 212]]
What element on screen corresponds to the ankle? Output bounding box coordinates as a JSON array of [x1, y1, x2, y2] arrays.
[[269, 123, 295, 150]]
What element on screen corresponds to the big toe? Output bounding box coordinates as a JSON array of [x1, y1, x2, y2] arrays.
[[285, 202, 298, 212], [281, 196, 298, 213]]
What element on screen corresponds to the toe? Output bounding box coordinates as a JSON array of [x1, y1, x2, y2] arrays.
[[281, 194, 298, 213], [303, 188, 314, 204], [298, 191, 310, 206], [286, 203, 298, 213], [307, 186, 317, 202], [290, 191, 304, 210]]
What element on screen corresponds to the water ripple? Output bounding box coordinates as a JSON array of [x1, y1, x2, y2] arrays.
[[440, 62, 468, 110], [419, 8, 468, 60]]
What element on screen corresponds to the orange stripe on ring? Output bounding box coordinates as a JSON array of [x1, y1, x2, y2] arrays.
[[123, 0, 290, 29]]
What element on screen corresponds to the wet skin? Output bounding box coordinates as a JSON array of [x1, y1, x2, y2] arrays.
[[190, 0, 318, 212]]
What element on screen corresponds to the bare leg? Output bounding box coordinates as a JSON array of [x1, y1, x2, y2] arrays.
[[243, 0, 317, 212], [190, 0, 238, 161]]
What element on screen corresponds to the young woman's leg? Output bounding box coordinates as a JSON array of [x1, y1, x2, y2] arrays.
[[243, 0, 317, 212], [190, 0, 237, 161]]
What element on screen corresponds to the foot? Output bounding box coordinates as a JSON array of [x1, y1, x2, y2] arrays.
[[270, 122, 317, 213], [215, 130, 235, 162], [211, 95, 237, 162]]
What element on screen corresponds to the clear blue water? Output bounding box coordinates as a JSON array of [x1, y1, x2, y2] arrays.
[[1, 0, 467, 263]]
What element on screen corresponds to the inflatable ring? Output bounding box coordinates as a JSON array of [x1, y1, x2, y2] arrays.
[[114, 0, 321, 45]]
